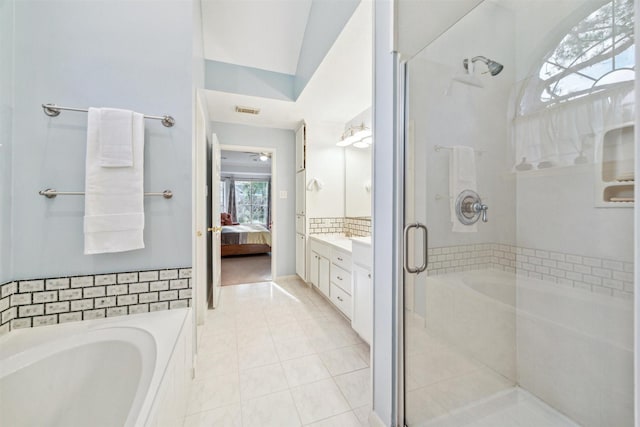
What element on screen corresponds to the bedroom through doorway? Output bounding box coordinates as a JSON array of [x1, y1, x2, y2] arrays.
[[219, 149, 273, 286]]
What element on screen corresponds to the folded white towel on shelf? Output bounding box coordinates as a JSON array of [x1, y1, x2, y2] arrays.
[[449, 145, 477, 233], [98, 108, 134, 167], [84, 108, 145, 254]]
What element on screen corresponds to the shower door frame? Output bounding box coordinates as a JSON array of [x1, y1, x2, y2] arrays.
[[395, 57, 408, 427]]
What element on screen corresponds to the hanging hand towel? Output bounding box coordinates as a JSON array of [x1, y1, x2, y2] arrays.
[[99, 108, 134, 167], [84, 107, 145, 254], [449, 145, 477, 232]]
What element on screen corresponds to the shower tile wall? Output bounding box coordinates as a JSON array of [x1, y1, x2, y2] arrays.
[[423, 244, 633, 299], [0, 267, 192, 336]]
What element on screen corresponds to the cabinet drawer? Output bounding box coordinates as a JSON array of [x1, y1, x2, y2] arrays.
[[296, 215, 305, 234], [330, 283, 352, 319], [330, 265, 351, 294], [331, 249, 352, 271], [309, 238, 331, 258]]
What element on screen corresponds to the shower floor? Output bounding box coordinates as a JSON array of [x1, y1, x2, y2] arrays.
[[404, 313, 580, 427], [421, 387, 580, 427]]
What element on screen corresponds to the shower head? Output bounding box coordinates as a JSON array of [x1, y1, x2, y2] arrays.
[[463, 56, 504, 76]]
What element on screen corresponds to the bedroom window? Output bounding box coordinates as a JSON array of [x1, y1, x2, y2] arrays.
[[219, 181, 226, 210], [235, 180, 269, 225]]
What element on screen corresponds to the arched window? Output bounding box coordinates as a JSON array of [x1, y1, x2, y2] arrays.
[[513, 0, 635, 169], [520, 0, 634, 115]]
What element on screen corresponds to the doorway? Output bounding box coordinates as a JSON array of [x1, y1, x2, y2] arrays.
[[218, 147, 276, 286]]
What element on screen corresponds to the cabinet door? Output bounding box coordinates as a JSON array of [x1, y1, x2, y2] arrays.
[[318, 256, 330, 297], [352, 264, 372, 345], [295, 123, 306, 171], [296, 233, 306, 280], [295, 170, 306, 216], [310, 251, 319, 288]]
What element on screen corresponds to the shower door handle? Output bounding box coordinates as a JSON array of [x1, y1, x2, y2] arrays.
[[403, 223, 428, 274]]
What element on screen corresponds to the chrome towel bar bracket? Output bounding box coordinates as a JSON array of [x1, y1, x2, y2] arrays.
[[39, 189, 173, 199], [42, 104, 176, 128]]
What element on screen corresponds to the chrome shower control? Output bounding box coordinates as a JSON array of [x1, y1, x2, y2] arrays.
[[455, 190, 488, 225]]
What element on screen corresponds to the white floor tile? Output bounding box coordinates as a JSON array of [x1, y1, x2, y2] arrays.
[[238, 341, 280, 371], [275, 336, 317, 361], [291, 378, 351, 424], [304, 411, 361, 427], [189, 278, 372, 427], [334, 368, 371, 409], [282, 354, 332, 387], [241, 390, 302, 427], [186, 373, 241, 415], [239, 362, 289, 401], [319, 346, 368, 376], [183, 403, 242, 427], [352, 405, 371, 426]]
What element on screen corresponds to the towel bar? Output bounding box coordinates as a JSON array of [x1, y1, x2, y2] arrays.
[[434, 145, 485, 155], [42, 104, 175, 128], [39, 189, 173, 199]]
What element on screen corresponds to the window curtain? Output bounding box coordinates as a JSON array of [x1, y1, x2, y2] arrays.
[[267, 178, 272, 229], [512, 82, 634, 169], [227, 178, 237, 222]]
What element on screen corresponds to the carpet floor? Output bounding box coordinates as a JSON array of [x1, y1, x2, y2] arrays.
[[221, 253, 272, 286]]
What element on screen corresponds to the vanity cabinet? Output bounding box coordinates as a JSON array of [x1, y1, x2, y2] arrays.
[[308, 237, 353, 319], [330, 248, 352, 319], [351, 238, 372, 344], [295, 169, 306, 280], [309, 239, 331, 297], [295, 233, 306, 280]]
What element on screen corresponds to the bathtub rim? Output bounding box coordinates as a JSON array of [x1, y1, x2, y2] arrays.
[[0, 308, 191, 427]]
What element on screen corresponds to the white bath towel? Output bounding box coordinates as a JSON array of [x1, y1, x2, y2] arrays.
[[84, 108, 145, 254], [98, 108, 134, 167], [450, 146, 477, 232]]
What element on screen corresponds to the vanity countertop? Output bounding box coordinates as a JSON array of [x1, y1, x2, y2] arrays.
[[309, 234, 353, 252], [351, 236, 371, 246], [309, 234, 372, 252]]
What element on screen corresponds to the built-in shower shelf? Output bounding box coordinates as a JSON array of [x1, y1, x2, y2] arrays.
[[595, 122, 634, 208]]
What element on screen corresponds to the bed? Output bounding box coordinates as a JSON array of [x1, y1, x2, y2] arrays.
[[221, 223, 272, 257]]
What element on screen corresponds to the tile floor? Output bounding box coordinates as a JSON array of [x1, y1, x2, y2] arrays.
[[183, 277, 371, 427]]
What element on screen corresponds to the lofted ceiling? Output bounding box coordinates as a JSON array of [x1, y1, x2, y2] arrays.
[[202, 0, 372, 129], [201, 0, 312, 75]]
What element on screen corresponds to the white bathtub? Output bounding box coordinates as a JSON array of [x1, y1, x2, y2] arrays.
[[0, 309, 192, 427]]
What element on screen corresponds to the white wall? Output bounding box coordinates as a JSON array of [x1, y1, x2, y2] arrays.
[[10, 1, 195, 280], [211, 121, 296, 276], [305, 121, 345, 218], [0, 0, 13, 283]]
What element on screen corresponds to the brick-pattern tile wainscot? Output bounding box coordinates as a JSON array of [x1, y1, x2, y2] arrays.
[[309, 217, 371, 237], [0, 267, 192, 336], [426, 243, 634, 299]]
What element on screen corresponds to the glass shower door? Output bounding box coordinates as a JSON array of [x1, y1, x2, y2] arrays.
[[402, 1, 634, 426]]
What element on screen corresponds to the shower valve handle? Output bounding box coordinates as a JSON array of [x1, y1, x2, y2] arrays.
[[472, 202, 489, 222]]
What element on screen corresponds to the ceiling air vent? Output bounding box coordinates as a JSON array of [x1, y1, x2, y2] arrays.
[[235, 106, 260, 115]]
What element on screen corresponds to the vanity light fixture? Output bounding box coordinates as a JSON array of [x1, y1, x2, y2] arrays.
[[337, 123, 372, 147], [353, 135, 373, 148]]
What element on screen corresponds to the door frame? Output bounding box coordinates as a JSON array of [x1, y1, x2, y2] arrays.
[[193, 90, 208, 327], [219, 144, 278, 280]]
